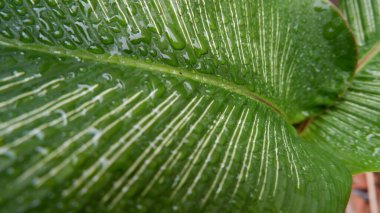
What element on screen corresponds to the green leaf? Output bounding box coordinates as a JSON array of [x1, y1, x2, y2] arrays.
[[0, 0, 355, 212], [301, 0, 380, 173], [0, 0, 355, 122], [0, 47, 351, 212], [339, 0, 380, 58]]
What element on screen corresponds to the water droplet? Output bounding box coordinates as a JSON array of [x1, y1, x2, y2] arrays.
[[20, 29, 35, 43], [13, 0, 23, 5], [53, 8, 65, 18], [37, 31, 54, 45], [144, 57, 153, 63], [160, 52, 178, 66], [88, 44, 105, 54], [372, 148, 380, 156], [313, 1, 328, 12], [61, 39, 76, 50], [165, 25, 186, 50], [108, 22, 121, 33], [46, 0, 57, 6], [119, 36, 133, 53], [102, 73, 113, 81], [183, 81, 193, 93], [100, 34, 114, 45], [323, 22, 339, 40], [193, 39, 208, 56], [35, 146, 49, 155], [31, 128, 45, 140], [70, 33, 83, 44], [53, 27, 64, 39], [0, 148, 16, 159], [139, 46, 148, 56], [149, 49, 157, 57], [354, 130, 362, 136], [0, 27, 14, 39], [16, 7, 27, 16], [366, 133, 380, 141], [0, 11, 11, 20], [129, 32, 147, 44], [23, 17, 35, 25], [99, 157, 109, 168]]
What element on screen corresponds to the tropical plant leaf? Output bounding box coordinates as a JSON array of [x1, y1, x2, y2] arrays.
[[339, 0, 380, 57], [0, 0, 355, 122], [0, 47, 351, 212], [0, 0, 355, 212], [301, 0, 380, 173]]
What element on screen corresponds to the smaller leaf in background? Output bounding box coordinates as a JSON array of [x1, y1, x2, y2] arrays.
[[340, 0, 380, 57], [301, 0, 380, 174]]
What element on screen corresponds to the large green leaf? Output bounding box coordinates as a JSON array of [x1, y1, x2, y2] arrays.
[[0, 0, 355, 212], [301, 0, 380, 173], [0, 0, 355, 122]]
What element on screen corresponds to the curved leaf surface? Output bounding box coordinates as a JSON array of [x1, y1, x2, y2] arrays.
[[0, 0, 355, 122], [302, 0, 380, 173], [0, 47, 350, 212], [0, 0, 355, 212], [340, 0, 380, 57]]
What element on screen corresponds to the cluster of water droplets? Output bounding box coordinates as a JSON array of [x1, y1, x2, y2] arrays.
[[0, 0, 216, 70], [0, 0, 357, 122]]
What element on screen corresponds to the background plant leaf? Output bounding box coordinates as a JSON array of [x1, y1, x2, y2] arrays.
[[339, 0, 380, 57], [0, 0, 356, 212], [301, 0, 380, 173]]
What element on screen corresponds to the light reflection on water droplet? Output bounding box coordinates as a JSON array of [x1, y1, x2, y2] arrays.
[[372, 148, 380, 156], [366, 133, 380, 141]]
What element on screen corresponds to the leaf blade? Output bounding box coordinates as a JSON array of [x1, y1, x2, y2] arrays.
[[0, 0, 356, 122], [0, 47, 351, 212], [0, 0, 357, 211]]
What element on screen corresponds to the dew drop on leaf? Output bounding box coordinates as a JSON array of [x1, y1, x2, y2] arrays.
[[366, 133, 380, 141], [16, 7, 27, 16], [62, 39, 76, 50], [100, 34, 114, 45], [323, 22, 339, 40], [165, 25, 186, 50], [372, 148, 380, 156], [0, 10, 11, 20], [0, 27, 14, 38], [52, 27, 64, 39], [13, 0, 22, 6], [87, 44, 105, 54], [139, 46, 148, 56], [35, 146, 49, 155], [37, 31, 54, 45], [313, 1, 328, 12], [46, 0, 57, 7], [19, 29, 35, 43], [0, 148, 16, 160]]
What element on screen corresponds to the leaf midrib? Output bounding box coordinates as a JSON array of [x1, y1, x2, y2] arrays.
[[0, 36, 285, 119]]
